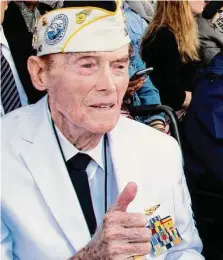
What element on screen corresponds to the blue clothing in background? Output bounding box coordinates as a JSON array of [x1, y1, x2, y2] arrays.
[[124, 3, 164, 124], [183, 52, 223, 183], [182, 52, 223, 259]]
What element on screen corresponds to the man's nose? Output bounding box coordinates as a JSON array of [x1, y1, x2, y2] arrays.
[[95, 67, 116, 94]]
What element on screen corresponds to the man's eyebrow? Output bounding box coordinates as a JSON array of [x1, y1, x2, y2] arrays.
[[73, 52, 97, 57], [69, 53, 129, 63], [112, 56, 129, 63]]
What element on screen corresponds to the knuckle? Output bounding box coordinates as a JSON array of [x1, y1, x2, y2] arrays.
[[130, 242, 152, 255], [141, 215, 148, 226], [107, 228, 118, 240], [103, 228, 112, 241], [102, 225, 123, 241], [147, 228, 152, 241], [139, 228, 151, 241], [103, 212, 116, 227], [106, 243, 123, 257], [142, 242, 152, 254], [104, 227, 124, 241], [107, 212, 119, 224], [136, 242, 152, 255], [134, 213, 147, 226]]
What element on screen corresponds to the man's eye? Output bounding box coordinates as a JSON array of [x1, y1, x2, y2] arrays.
[[115, 64, 125, 70], [82, 63, 93, 68]]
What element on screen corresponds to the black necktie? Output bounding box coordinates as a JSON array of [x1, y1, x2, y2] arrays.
[[0, 45, 21, 114], [66, 153, 97, 236]]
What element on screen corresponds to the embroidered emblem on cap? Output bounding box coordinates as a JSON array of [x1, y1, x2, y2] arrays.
[[42, 17, 48, 27], [76, 9, 92, 24], [45, 14, 68, 45]]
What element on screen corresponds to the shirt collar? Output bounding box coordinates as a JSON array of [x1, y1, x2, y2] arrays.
[[0, 26, 9, 48], [47, 105, 105, 170]]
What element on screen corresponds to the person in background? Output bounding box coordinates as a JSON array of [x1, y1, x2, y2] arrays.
[[1, 1, 203, 259], [2, 1, 62, 104], [141, 1, 205, 122], [182, 51, 223, 260], [197, 1, 223, 65], [13, 1, 64, 33], [123, 1, 165, 132], [126, 0, 156, 23], [0, 0, 28, 116]]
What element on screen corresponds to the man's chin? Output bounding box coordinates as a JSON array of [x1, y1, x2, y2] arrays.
[[88, 118, 119, 134]]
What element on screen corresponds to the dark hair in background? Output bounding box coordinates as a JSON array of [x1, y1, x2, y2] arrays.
[[202, 1, 223, 19]]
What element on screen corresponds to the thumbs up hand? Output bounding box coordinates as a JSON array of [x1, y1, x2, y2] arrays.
[[72, 183, 152, 260]]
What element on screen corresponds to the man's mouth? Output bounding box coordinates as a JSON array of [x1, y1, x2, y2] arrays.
[[90, 103, 115, 109]]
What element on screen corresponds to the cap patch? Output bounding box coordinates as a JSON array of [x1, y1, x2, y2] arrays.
[[45, 14, 68, 45], [76, 9, 92, 24]]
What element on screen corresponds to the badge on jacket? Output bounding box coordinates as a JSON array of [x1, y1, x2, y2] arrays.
[[144, 204, 183, 257]]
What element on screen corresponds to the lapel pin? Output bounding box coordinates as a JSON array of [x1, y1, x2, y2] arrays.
[[144, 204, 160, 216]]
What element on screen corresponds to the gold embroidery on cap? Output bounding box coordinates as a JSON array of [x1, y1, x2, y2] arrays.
[[76, 9, 92, 24], [42, 17, 48, 26]]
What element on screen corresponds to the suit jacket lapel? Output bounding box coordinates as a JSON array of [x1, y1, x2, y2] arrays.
[[108, 124, 147, 213], [108, 117, 164, 214], [21, 97, 91, 251]]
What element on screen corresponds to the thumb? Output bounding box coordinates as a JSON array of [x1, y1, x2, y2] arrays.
[[109, 182, 138, 212]]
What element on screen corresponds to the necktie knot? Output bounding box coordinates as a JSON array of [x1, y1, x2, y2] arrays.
[[67, 153, 91, 170]]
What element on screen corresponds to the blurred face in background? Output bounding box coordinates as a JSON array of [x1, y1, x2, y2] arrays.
[[0, 0, 8, 24], [189, 0, 205, 16]]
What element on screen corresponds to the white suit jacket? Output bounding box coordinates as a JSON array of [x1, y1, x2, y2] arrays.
[[1, 97, 204, 260]]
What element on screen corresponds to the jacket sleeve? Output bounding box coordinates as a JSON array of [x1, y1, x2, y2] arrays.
[[1, 219, 13, 260], [165, 143, 204, 259]]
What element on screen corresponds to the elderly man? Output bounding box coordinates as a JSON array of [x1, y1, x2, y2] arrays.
[[1, 1, 203, 260]]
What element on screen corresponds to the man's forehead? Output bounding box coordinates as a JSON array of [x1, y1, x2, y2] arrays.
[[67, 48, 129, 60], [74, 52, 97, 57]]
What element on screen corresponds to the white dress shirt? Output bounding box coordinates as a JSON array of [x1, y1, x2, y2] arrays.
[[0, 26, 28, 116], [47, 109, 118, 227]]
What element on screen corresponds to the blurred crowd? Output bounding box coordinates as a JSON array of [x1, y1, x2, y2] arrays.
[[1, 1, 223, 259]]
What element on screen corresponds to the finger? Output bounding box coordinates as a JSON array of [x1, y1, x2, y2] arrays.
[[126, 87, 134, 93], [109, 182, 138, 212], [124, 242, 152, 259], [130, 77, 144, 84], [134, 82, 144, 91], [134, 78, 144, 86], [121, 227, 152, 243], [115, 212, 147, 227], [138, 76, 145, 82]]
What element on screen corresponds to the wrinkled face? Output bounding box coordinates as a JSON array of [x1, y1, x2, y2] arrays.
[[45, 45, 129, 134], [189, 0, 205, 16]]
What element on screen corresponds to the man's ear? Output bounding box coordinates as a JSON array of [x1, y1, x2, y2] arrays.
[[28, 56, 49, 91]]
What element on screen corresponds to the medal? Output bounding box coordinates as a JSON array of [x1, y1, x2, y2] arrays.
[[134, 205, 183, 259]]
